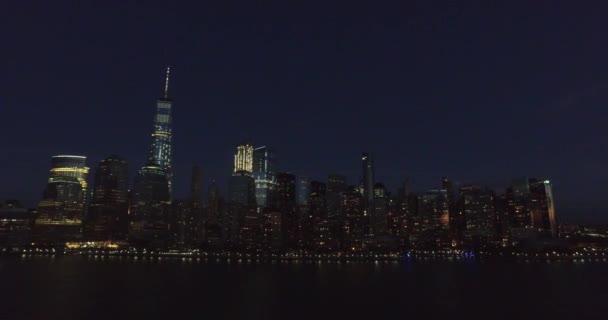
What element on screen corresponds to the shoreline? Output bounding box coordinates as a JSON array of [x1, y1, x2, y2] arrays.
[[2, 248, 607, 263]]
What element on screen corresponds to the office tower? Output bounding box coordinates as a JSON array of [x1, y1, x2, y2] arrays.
[[34, 155, 89, 243], [413, 190, 450, 249], [191, 165, 202, 209], [276, 173, 297, 210], [296, 176, 311, 207], [458, 185, 496, 248], [147, 67, 174, 198], [528, 179, 557, 237], [0, 200, 32, 246], [171, 199, 189, 248], [372, 183, 388, 236], [441, 177, 459, 239], [326, 174, 347, 251], [341, 185, 366, 251], [308, 181, 332, 251], [47, 155, 90, 208], [129, 67, 174, 248], [275, 173, 297, 249], [361, 152, 375, 215], [234, 142, 254, 174], [390, 179, 411, 239], [494, 192, 510, 242], [326, 174, 347, 218], [510, 177, 531, 228], [207, 180, 220, 226], [189, 165, 203, 245], [261, 209, 283, 252], [205, 180, 223, 249], [129, 164, 171, 248], [227, 170, 257, 250], [253, 146, 277, 209], [173, 166, 203, 248], [85, 155, 129, 241]]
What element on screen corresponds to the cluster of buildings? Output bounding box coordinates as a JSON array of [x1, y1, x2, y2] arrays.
[[0, 68, 573, 253]]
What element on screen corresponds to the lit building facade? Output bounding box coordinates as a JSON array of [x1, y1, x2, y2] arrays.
[[34, 155, 89, 243], [47, 155, 89, 208], [234, 142, 254, 175]]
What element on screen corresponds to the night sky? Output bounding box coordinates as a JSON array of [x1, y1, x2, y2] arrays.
[[3, 2, 608, 223]]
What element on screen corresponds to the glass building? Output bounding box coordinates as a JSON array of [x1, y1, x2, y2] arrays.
[[227, 171, 257, 250], [129, 164, 171, 248], [326, 174, 347, 218], [361, 152, 375, 215], [372, 182, 388, 236], [276, 173, 297, 249], [529, 178, 558, 237], [297, 176, 311, 207], [252, 146, 277, 209], [147, 67, 173, 198], [85, 155, 129, 241]]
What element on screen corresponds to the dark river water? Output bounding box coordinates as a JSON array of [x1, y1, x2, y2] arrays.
[[1, 256, 606, 319]]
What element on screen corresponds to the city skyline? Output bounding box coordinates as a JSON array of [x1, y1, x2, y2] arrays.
[[3, 2, 608, 224]]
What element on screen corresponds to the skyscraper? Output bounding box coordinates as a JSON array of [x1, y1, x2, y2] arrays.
[[205, 180, 223, 249], [361, 152, 375, 214], [47, 155, 90, 205], [341, 185, 366, 251], [276, 173, 297, 249], [191, 165, 202, 209], [326, 174, 347, 218], [147, 66, 173, 198], [207, 180, 220, 226], [372, 182, 388, 236], [130, 164, 171, 248], [227, 170, 257, 250], [458, 185, 496, 247], [234, 142, 254, 174], [414, 189, 450, 248], [528, 179, 557, 237], [297, 176, 311, 207], [252, 146, 277, 209], [172, 165, 203, 248], [129, 67, 174, 248], [85, 155, 129, 241], [34, 155, 89, 243]]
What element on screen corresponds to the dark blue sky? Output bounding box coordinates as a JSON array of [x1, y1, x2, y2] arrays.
[[2, 2, 608, 223]]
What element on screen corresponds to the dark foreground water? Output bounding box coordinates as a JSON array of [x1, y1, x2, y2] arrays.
[[1, 256, 607, 319]]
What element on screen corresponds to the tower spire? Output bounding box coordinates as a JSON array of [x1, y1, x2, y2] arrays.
[[163, 66, 170, 99]]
